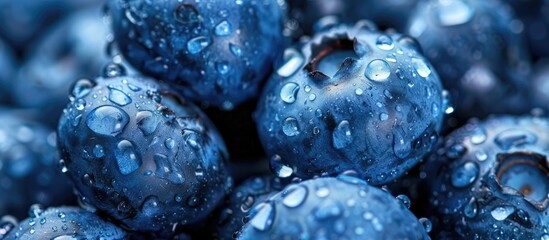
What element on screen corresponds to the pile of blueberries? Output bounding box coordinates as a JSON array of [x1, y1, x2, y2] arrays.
[[1, 0, 549, 239]]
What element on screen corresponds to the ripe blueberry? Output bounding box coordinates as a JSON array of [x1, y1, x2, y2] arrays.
[[107, 0, 285, 109], [56, 68, 232, 234], [255, 22, 445, 185]]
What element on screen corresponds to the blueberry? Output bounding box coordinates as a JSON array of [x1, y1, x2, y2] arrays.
[[424, 116, 549, 238], [11, 7, 113, 126], [285, 0, 419, 39], [237, 176, 430, 239], [107, 0, 285, 109], [217, 175, 287, 239], [0, 111, 74, 219], [406, 0, 532, 121], [56, 68, 232, 234], [2, 205, 127, 239], [0, 38, 15, 105], [255, 22, 445, 185], [0, 0, 97, 51]]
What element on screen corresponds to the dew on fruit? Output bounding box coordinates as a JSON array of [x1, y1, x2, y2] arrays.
[[282, 185, 308, 208], [115, 139, 141, 175], [463, 197, 478, 219], [174, 4, 200, 24], [474, 150, 488, 161], [355, 88, 363, 95], [376, 34, 394, 51], [411, 58, 431, 78], [332, 120, 353, 149], [282, 117, 300, 136], [142, 196, 161, 217], [229, 43, 243, 57], [380, 113, 389, 121], [280, 82, 300, 104], [313, 202, 343, 220], [136, 110, 160, 136], [365, 59, 391, 82], [187, 36, 211, 54], [315, 186, 330, 198], [450, 161, 479, 188], [436, 0, 474, 26], [392, 127, 412, 159], [396, 195, 411, 208], [277, 49, 304, 78], [71, 79, 95, 99], [86, 106, 129, 136], [270, 155, 293, 178], [108, 87, 132, 106], [250, 202, 275, 231], [216, 62, 230, 75], [494, 129, 537, 150], [490, 206, 515, 221], [93, 145, 104, 158], [214, 20, 232, 36], [470, 129, 487, 145], [154, 154, 185, 184]]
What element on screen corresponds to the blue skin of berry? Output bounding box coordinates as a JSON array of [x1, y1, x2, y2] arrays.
[[107, 0, 286, 109], [0, 38, 15, 105], [3, 206, 127, 239], [285, 0, 418, 38], [424, 116, 549, 239], [255, 23, 444, 185], [56, 74, 232, 234], [11, 7, 112, 126], [238, 176, 429, 239], [217, 175, 287, 239], [0, 111, 74, 219], [0, 0, 97, 51], [406, 0, 532, 121]]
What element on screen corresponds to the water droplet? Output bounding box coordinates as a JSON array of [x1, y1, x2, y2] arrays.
[[376, 35, 394, 50], [277, 49, 304, 78], [396, 195, 411, 208], [280, 82, 300, 104], [355, 88, 363, 95], [470, 129, 487, 144], [316, 187, 330, 198], [174, 4, 200, 24], [282, 117, 300, 137], [464, 197, 478, 219], [365, 59, 391, 82], [136, 111, 160, 136], [282, 185, 308, 208], [250, 202, 275, 231], [142, 196, 161, 216], [451, 161, 479, 188], [495, 129, 537, 150], [214, 20, 232, 36], [86, 106, 129, 136], [313, 202, 343, 220], [216, 61, 230, 75], [165, 138, 176, 150], [411, 58, 431, 78], [419, 218, 432, 233], [308, 94, 316, 101], [103, 63, 126, 78], [393, 128, 411, 159], [333, 120, 353, 149], [28, 204, 44, 218], [115, 140, 141, 175], [154, 154, 185, 184], [229, 43, 242, 57], [108, 87, 132, 106], [379, 113, 389, 121], [270, 155, 293, 178], [475, 150, 488, 161], [187, 36, 211, 54], [75, 99, 86, 111], [93, 145, 105, 158], [490, 206, 515, 221], [437, 0, 474, 26], [71, 79, 95, 99]]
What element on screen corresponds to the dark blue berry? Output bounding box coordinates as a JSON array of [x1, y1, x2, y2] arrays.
[[406, 0, 532, 121], [0, 0, 97, 51], [217, 175, 287, 239], [56, 70, 232, 234], [424, 116, 549, 238], [11, 7, 111, 126], [237, 176, 430, 239], [285, 0, 419, 38], [107, 0, 286, 109], [0, 111, 74, 219], [2, 205, 127, 239], [255, 22, 445, 185]]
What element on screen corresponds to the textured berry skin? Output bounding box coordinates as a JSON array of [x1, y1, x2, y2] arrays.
[[406, 0, 532, 121], [255, 23, 444, 185], [3, 205, 127, 239], [0, 0, 97, 51], [216, 175, 287, 239], [12, 7, 110, 126], [56, 72, 232, 234], [0, 111, 73, 219], [238, 176, 429, 240], [108, 0, 285, 109], [0, 38, 15, 105], [285, 0, 418, 38], [424, 116, 549, 239]]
